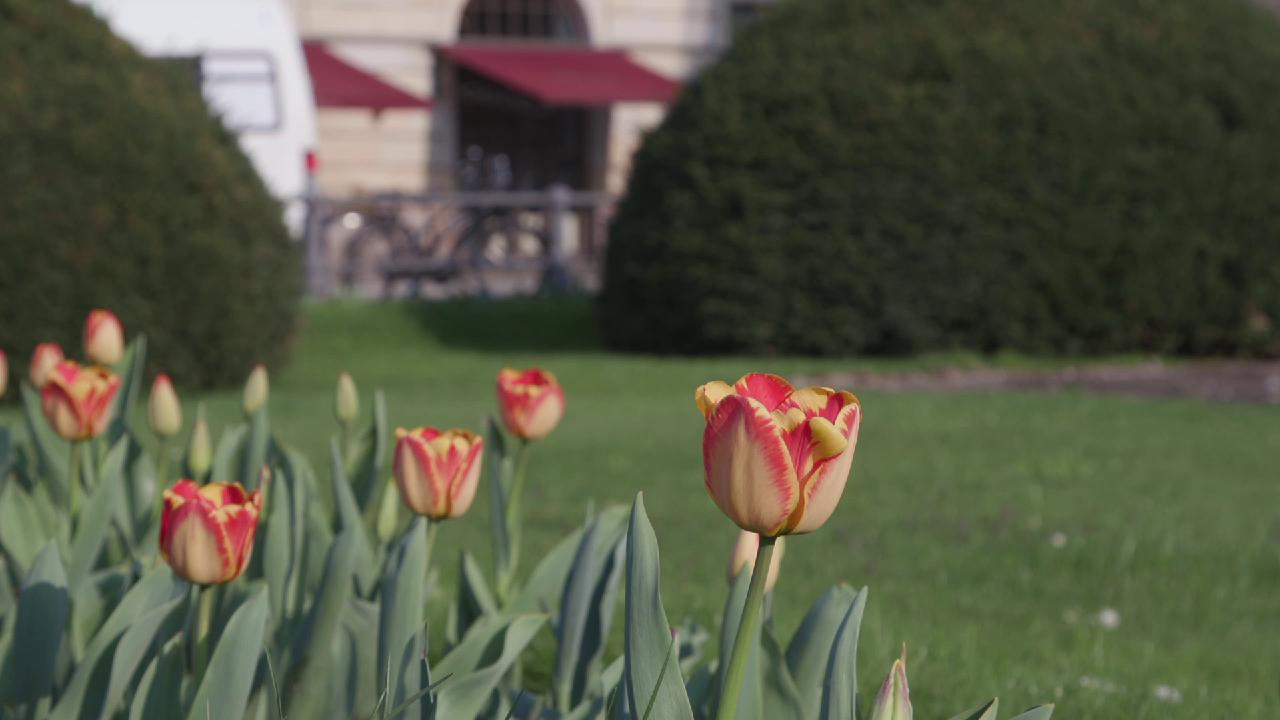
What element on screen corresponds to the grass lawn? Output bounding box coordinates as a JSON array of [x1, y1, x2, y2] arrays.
[[126, 300, 1279, 718]]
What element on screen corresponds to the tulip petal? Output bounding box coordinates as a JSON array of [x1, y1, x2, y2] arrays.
[[704, 395, 799, 536], [695, 381, 734, 419], [733, 373, 794, 411], [395, 436, 447, 518], [448, 440, 484, 517], [791, 401, 861, 534], [163, 501, 232, 585]]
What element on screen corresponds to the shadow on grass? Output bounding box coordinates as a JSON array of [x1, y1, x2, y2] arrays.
[[410, 296, 603, 353]]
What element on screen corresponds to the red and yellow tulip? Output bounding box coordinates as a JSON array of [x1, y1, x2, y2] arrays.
[[29, 342, 64, 387], [159, 480, 263, 585], [496, 367, 565, 440], [393, 427, 483, 520], [698, 373, 861, 537], [84, 309, 124, 366], [41, 360, 122, 440], [728, 529, 785, 592]]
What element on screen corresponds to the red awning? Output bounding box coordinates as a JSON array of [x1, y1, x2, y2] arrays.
[[437, 44, 679, 106], [303, 41, 431, 111]]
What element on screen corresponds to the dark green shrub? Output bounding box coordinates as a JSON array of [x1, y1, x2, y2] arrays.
[[0, 0, 301, 388], [600, 0, 1280, 357]]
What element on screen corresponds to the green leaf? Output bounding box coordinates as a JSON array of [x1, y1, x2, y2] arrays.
[[241, 409, 271, 489], [760, 625, 804, 720], [818, 586, 868, 720], [185, 587, 270, 720], [331, 439, 378, 596], [263, 460, 295, 624], [102, 595, 188, 715], [353, 389, 389, 516], [212, 424, 249, 484], [484, 417, 513, 594], [1008, 706, 1055, 720], [339, 599, 381, 718], [446, 551, 498, 647], [506, 521, 584, 616], [129, 636, 186, 720], [288, 528, 357, 672], [20, 383, 69, 505], [786, 584, 860, 718], [68, 436, 130, 591], [0, 542, 71, 704], [434, 614, 547, 720], [946, 699, 1000, 720], [553, 505, 628, 710], [0, 479, 63, 578], [622, 493, 694, 720], [378, 519, 428, 715], [106, 336, 147, 446], [713, 568, 763, 720]]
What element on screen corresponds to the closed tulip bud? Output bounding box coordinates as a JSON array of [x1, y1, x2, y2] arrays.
[[84, 309, 125, 366], [728, 530, 785, 592], [159, 480, 262, 585], [41, 360, 121, 441], [496, 367, 565, 440], [393, 427, 483, 520], [242, 364, 269, 415], [148, 374, 183, 438], [0, 350, 7, 398], [868, 657, 912, 720], [335, 371, 359, 425], [699, 373, 861, 536], [187, 407, 212, 480], [29, 342, 64, 387]]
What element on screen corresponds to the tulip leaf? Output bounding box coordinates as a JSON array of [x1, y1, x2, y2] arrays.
[[713, 568, 763, 720], [0, 542, 70, 704], [1008, 706, 1055, 720], [106, 335, 147, 446], [242, 408, 271, 489], [946, 698, 1000, 720], [339, 599, 381, 718], [102, 594, 188, 715], [20, 383, 69, 505], [288, 527, 357, 672], [761, 624, 804, 720], [553, 505, 629, 710], [507, 521, 585, 616], [263, 458, 295, 624], [129, 635, 186, 720], [434, 613, 547, 720], [68, 436, 129, 592], [446, 550, 498, 647], [484, 416, 515, 596], [331, 438, 379, 596], [353, 389, 389, 515], [787, 584, 860, 718], [186, 587, 270, 720], [212, 424, 249, 485], [0, 479, 63, 578], [818, 586, 869, 720], [623, 493, 694, 720], [378, 519, 428, 715]]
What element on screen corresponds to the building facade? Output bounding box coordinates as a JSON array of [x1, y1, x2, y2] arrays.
[[287, 0, 763, 198]]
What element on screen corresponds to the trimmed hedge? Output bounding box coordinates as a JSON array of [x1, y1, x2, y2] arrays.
[[0, 0, 301, 388], [600, 0, 1280, 357]]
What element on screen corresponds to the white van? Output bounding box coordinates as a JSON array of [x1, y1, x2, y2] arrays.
[[77, 0, 318, 235]]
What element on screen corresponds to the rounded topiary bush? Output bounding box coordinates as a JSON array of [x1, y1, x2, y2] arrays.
[[600, 0, 1280, 357], [0, 0, 301, 388]]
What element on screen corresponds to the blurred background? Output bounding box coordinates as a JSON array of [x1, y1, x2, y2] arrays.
[[2, 0, 1279, 717]]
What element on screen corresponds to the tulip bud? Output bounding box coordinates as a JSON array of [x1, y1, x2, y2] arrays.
[[242, 364, 269, 415], [868, 657, 912, 720], [84, 309, 125, 366], [29, 342, 64, 387], [0, 350, 8, 398], [727, 530, 785, 592], [335, 371, 359, 425], [393, 427, 484, 520], [187, 405, 212, 480], [41, 360, 122, 441], [496, 367, 566, 440], [148, 374, 183, 438], [159, 479, 262, 585]]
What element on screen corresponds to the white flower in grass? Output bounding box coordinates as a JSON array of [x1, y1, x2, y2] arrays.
[[1153, 685, 1183, 703], [1097, 607, 1121, 630], [1049, 531, 1068, 548]]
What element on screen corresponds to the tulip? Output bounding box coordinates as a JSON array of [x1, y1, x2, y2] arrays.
[[148, 373, 183, 438], [698, 373, 861, 537], [159, 479, 262, 585], [869, 657, 912, 720], [335, 371, 359, 425], [496, 367, 565, 440], [41, 360, 122, 440], [0, 350, 7, 398], [728, 530, 785, 592], [243, 364, 269, 415], [393, 427, 483, 520], [187, 405, 213, 480], [29, 342, 64, 387], [84, 309, 124, 365]]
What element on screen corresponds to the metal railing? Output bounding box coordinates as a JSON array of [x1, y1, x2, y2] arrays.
[[301, 185, 615, 299]]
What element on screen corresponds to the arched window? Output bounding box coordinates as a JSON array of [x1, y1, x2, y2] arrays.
[[459, 0, 587, 42]]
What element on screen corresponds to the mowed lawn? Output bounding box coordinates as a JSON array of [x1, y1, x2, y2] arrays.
[[152, 300, 1275, 718]]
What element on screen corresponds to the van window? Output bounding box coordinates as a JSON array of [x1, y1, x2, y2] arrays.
[[199, 53, 282, 132]]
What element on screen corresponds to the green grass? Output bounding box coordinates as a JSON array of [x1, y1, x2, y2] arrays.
[[120, 300, 1280, 717]]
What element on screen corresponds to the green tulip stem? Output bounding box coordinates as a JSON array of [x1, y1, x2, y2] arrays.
[[193, 585, 215, 681], [501, 439, 532, 598], [68, 441, 82, 527], [339, 420, 353, 468], [715, 534, 776, 720], [425, 518, 440, 573], [155, 436, 170, 487]]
